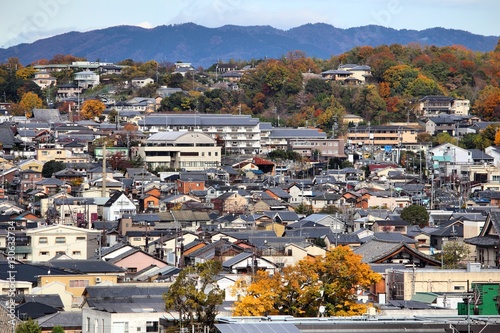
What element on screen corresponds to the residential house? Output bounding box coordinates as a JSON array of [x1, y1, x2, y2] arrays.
[[81, 285, 176, 333], [74, 71, 99, 89], [212, 191, 249, 215], [103, 191, 136, 221], [105, 247, 169, 276], [56, 84, 82, 100], [131, 77, 154, 88], [465, 211, 500, 267], [33, 71, 57, 89], [52, 197, 99, 227], [27, 224, 101, 261], [222, 252, 278, 274], [419, 95, 470, 116]]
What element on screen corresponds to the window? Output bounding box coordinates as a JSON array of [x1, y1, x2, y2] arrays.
[[40, 251, 49, 256], [454, 285, 465, 291], [72, 251, 81, 256], [76, 236, 86, 241], [55, 251, 66, 255], [146, 321, 158, 332], [55, 237, 66, 244], [39, 237, 48, 244], [69, 279, 89, 288], [86, 317, 90, 332]]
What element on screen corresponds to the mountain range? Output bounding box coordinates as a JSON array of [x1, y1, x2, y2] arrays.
[[2, 23, 498, 68]]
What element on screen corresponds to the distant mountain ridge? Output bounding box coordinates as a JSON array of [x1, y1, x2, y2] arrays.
[[1, 23, 498, 67]]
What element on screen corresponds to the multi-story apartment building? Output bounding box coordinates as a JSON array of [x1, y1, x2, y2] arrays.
[[289, 137, 346, 161], [26, 224, 101, 261], [135, 131, 221, 171], [138, 114, 261, 155], [260, 127, 327, 154], [36, 148, 90, 163], [347, 125, 418, 150]]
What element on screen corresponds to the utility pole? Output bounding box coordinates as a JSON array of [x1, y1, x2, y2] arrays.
[[101, 145, 107, 197]]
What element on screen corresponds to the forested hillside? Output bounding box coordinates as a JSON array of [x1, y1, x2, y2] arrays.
[[1, 41, 500, 140]]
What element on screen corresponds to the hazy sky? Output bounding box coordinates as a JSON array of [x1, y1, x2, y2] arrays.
[[2, 0, 498, 48]]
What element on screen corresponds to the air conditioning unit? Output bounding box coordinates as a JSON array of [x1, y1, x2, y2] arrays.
[[95, 277, 102, 283]]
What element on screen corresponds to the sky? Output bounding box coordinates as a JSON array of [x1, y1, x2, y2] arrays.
[[2, 0, 499, 48]]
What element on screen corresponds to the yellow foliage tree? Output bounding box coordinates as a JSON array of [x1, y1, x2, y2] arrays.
[[17, 92, 43, 117], [494, 127, 500, 146], [232, 246, 381, 317], [15, 66, 36, 80], [80, 99, 105, 120]]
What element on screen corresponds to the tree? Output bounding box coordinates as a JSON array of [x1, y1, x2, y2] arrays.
[[51, 326, 65, 333], [474, 86, 500, 120], [232, 245, 381, 317], [439, 240, 470, 269], [42, 160, 65, 178], [80, 99, 105, 120], [294, 202, 313, 216], [163, 260, 225, 330], [400, 204, 429, 227], [16, 319, 41, 333], [16, 91, 43, 117]]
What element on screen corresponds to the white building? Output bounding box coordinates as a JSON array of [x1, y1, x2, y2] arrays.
[[74, 71, 100, 89], [27, 224, 101, 262], [138, 114, 261, 155], [103, 191, 136, 221], [137, 131, 221, 171]]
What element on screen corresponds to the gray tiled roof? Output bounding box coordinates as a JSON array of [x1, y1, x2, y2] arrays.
[[269, 128, 326, 139], [36, 311, 82, 328], [139, 114, 259, 127]]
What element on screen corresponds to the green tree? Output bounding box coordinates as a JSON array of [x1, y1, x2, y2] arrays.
[[400, 205, 429, 227], [439, 240, 470, 269], [434, 132, 457, 146], [294, 202, 314, 216], [51, 326, 65, 333], [16, 319, 41, 333], [41, 160, 66, 178], [163, 260, 225, 331], [351, 85, 386, 121]]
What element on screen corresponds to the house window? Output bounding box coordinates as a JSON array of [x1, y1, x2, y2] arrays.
[[133, 237, 141, 241], [146, 321, 158, 332], [454, 285, 465, 291], [127, 267, 138, 273], [55, 251, 66, 255], [73, 251, 81, 256], [55, 237, 66, 244], [69, 279, 89, 288], [40, 251, 49, 256], [39, 237, 48, 244], [76, 236, 86, 241], [86, 317, 90, 332]]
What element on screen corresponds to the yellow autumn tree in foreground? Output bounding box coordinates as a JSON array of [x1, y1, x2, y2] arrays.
[[232, 245, 381, 317]]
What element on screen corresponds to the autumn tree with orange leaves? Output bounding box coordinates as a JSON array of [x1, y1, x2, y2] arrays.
[[80, 99, 105, 120], [232, 245, 381, 317]]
